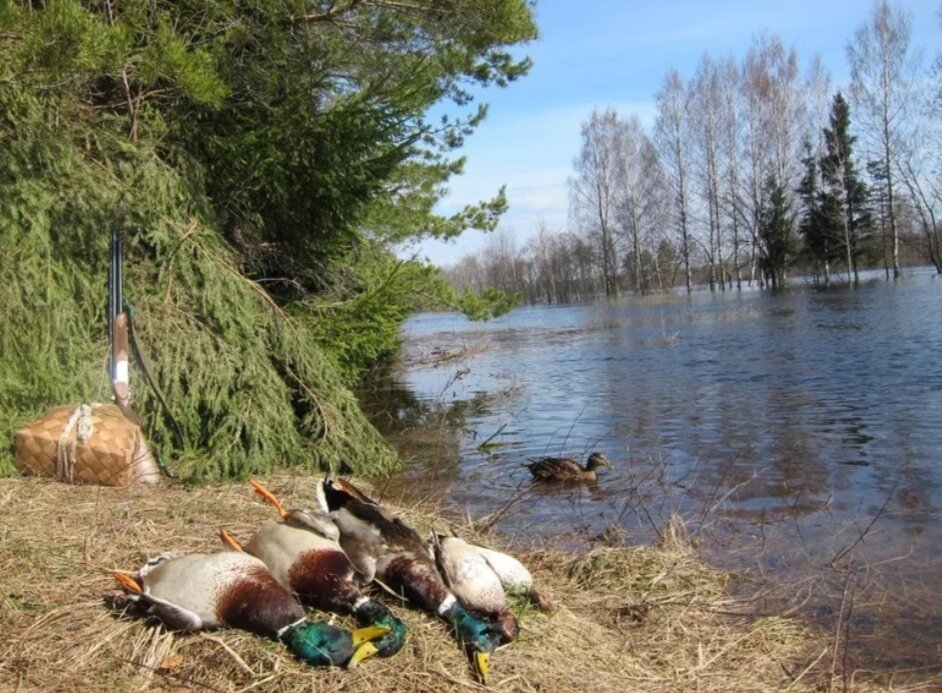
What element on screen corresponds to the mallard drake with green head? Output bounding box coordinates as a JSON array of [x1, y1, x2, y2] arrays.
[[218, 480, 406, 657], [525, 452, 612, 482], [317, 477, 504, 684], [114, 551, 387, 668], [432, 532, 553, 635]]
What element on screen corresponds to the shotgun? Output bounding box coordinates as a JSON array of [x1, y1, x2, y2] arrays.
[[109, 228, 178, 477]]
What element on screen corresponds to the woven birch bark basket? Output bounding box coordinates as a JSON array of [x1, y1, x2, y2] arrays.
[[13, 404, 160, 487]]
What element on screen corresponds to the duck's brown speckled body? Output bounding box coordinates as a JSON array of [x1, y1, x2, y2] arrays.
[[318, 478, 449, 612], [525, 452, 612, 482]]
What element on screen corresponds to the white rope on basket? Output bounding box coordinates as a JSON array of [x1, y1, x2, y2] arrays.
[[55, 404, 94, 483]]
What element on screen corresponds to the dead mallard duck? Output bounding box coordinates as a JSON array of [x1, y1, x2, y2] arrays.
[[317, 477, 504, 684], [432, 531, 553, 640], [524, 452, 612, 482], [217, 480, 407, 658], [114, 551, 388, 668]]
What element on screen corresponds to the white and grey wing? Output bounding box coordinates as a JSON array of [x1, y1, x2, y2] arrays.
[[430, 532, 455, 588], [287, 509, 342, 542], [476, 545, 534, 593], [330, 508, 384, 583]]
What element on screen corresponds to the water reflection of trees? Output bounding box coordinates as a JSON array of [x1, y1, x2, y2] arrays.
[[599, 355, 836, 535], [356, 366, 508, 493], [358, 367, 496, 433]]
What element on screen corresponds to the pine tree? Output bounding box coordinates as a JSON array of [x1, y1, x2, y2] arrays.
[[819, 92, 871, 284], [797, 140, 833, 285], [757, 175, 796, 290]]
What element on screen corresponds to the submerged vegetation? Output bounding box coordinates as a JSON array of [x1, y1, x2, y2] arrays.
[[0, 0, 536, 479]]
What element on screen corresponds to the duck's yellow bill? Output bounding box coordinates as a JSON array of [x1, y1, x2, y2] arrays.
[[347, 641, 379, 669], [474, 651, 490, 685], [351, 625, 390, 646]]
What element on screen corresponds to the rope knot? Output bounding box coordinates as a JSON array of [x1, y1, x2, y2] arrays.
[[56, 403, 95, 483]]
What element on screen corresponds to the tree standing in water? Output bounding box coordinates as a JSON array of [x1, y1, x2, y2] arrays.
[[847, 0, 921, 278], [819, 92, 871, 285], [757, 175, 796, 289], [798, 140, 833, 285], [654, 70, 695, 294], [570, 109, 625, 298]]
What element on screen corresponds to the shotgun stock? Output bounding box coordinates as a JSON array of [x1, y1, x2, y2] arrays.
[[110, 230, 141, 425]]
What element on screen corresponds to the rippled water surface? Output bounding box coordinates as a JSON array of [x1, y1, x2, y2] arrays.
[[361, 269, 942, 675]]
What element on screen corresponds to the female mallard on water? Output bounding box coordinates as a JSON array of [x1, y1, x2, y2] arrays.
[[114, 551, 387, 668], [317, 477, 504, 684], [525, 452, 612, 482], [217, 480, 406, 657], [431, 533, 553, 642]]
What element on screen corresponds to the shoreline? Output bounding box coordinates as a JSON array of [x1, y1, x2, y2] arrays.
[[0, 473, 844, 691]]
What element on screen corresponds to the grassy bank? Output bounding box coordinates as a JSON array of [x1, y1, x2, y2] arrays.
[[0, 475, 839, 691]]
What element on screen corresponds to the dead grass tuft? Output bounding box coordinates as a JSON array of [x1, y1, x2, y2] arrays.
[[0, 476, 837, 691]]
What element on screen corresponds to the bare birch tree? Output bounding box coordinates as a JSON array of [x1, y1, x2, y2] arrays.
[[804, 55, 834, 159], [898, 64, 942, 274], [898, 147, 942, 272], [570, 109, 625, 297], [847, 0, 922, 278], [691, 55, 726, 291], [719, 57, 745, 289], [616, 116, 663, 294], [655, 69, 694, 293], [482, 227, 522, 294], [741, 36, 807, 286]]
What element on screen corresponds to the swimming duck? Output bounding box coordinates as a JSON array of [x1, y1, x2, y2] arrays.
[[218, 480, 406, 657], [114, 551, 387, 668], [317, 477, 504, 684], [432, 532, 553, 635], [525, 452, 612, 482]]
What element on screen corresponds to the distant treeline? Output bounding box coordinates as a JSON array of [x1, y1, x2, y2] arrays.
[[447, 1, 942, 304], [446, 227, 931, 306]]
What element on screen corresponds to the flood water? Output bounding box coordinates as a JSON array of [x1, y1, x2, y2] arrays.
[[359, 267, 942, 679]]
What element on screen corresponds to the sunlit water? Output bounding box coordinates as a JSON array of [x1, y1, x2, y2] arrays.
[[360, 267, 942, 676]]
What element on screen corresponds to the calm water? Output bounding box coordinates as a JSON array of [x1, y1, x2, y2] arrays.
[[361, 268, 942, 676]]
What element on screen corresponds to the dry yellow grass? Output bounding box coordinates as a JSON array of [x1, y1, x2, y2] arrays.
[[0, 474, 844, 692]]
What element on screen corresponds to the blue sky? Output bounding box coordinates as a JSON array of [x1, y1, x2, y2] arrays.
[[400, 0, 941, 266]]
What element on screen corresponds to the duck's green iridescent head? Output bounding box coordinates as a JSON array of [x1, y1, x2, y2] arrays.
[[280, 620, 389, 668], [355, 599, 408, 658], [443, 602, 502, 684]]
